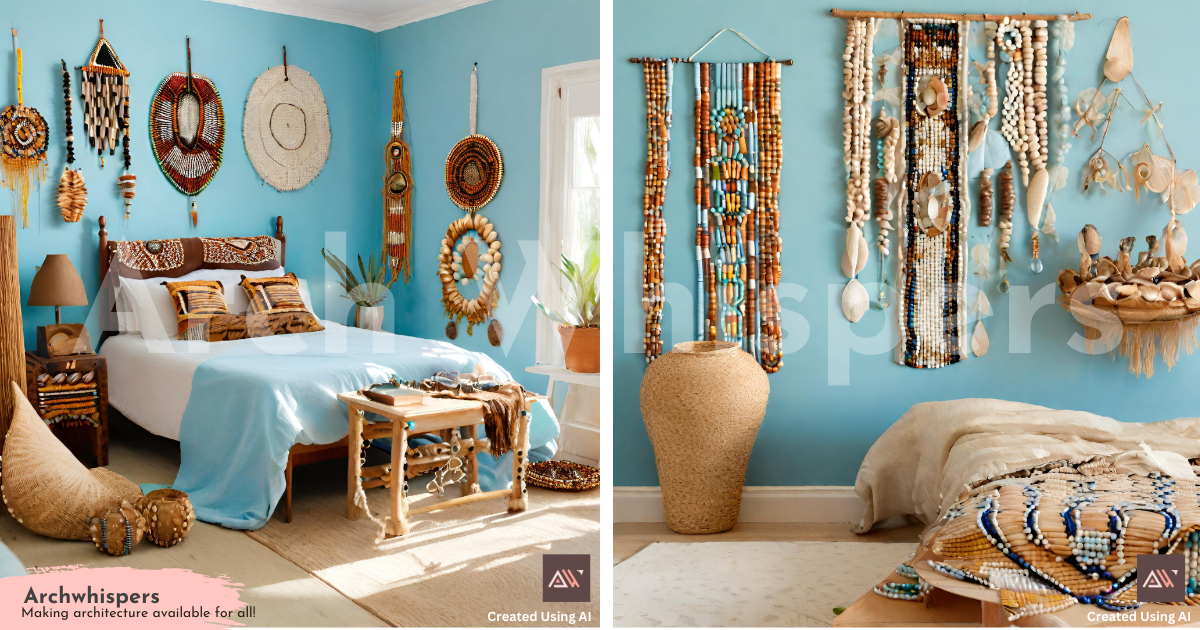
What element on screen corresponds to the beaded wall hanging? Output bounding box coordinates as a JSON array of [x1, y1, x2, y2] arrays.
[[1, 28, 49, 229], [57, 60, 86, 223], [149, 38, 224, 226], [692, 60, 784, 372], [78, 20, 135, 225], [840, 18, 876, 324], [383, 71, 412, 283], [893, 19, 971, 369], [639, 58, 671, 363], [445, 64, 502, 212]]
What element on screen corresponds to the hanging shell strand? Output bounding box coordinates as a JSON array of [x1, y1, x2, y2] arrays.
[[58, 59, 86, 223], [841, 17, 875, 323]]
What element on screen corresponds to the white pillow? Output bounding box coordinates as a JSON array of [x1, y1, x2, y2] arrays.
[[297, 278, 315, 316], [121, 268, 284, 340]]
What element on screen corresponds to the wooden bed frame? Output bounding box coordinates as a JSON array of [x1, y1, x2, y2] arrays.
[[95, 215, 343, 523]]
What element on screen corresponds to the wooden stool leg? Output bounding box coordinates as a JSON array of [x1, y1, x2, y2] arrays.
[[463, 425, 480, 496], [507, 408, 530, 512], [981, 601, 1007, 627], [284, 454, 294, 523], [384, 421, 411, 538], [347, 408, 369, 520]]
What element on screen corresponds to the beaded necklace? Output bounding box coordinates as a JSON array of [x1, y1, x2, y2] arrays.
[[841, 18, 875, 324], [641, 59, 672, 363]]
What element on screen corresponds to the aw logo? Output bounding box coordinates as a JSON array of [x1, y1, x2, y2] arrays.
[[543, 554, 590, 602], [1138, 554, 1185, 602]]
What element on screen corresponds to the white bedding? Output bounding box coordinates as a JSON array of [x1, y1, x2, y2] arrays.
[[102, 319, 344, 440]]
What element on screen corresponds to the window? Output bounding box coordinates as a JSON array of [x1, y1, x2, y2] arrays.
[[537, 60, 601, 366]]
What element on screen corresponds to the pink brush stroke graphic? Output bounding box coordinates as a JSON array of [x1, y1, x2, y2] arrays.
[[0, 566, 246, 628]]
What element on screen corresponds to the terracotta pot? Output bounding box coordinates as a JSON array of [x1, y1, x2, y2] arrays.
[[557, 325, 600, 373], [640, 341, 769, 534], [355, 305, 385, 331]]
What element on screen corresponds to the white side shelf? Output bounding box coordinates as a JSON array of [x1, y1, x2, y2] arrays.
[[524, 364, 600, 388]]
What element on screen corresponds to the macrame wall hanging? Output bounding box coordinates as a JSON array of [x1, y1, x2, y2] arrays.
[[58, 60, 86, 223], [445, 63, 503, 212], [439, 64, 502, 341], [1, 28, 49, 229], [150, 37, 224, 227], [383, 70, 413, 283], [633, 30, 788, 372], [78, 20, 135, 224], [243, 47, 331, 193]]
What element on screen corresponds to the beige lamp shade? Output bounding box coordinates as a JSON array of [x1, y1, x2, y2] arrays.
[[28, 254, 88, 307]]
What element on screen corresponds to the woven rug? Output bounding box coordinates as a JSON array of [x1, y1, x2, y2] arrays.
[[246, 473, 599, 627], [614, 541, 916, 627]]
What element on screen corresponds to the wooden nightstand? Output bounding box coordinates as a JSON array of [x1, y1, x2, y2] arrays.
[[24, 352, 108, 468]]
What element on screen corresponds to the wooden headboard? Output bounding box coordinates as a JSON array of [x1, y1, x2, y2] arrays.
[[94, 215, 287, 346]]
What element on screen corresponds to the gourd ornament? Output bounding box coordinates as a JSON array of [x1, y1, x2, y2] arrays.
[[86, 500, 146, 556], [138, 488, 196, 547]]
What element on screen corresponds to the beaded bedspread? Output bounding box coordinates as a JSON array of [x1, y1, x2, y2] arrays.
[[926, 458, 1200, 620], [895, 20, 970, 369]]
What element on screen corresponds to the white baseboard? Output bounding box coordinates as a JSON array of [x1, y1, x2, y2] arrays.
[[615, 486, 865, 524]]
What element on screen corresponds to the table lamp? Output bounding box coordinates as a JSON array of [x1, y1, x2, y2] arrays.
[[28, 254, 92, 357]]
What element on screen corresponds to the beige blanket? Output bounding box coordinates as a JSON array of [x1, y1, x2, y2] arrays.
[[853, 398, 1200, 533]]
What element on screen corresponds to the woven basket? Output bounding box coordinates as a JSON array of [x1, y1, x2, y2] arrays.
[[525, 461, 600, 491], [1, 382, 142, 540], [640, 341, 769, 534]]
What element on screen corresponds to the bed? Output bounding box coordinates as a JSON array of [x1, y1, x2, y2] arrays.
[[92, 216, 559, 530], [854, 398, 1200, 622]]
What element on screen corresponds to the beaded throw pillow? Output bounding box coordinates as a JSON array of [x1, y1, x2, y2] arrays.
[[163, 280, 230, 340], [240, 273, 308, 315]]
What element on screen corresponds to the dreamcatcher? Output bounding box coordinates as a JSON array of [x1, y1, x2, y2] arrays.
[[1, 28, 49, 229], [445, 63, 503, 212]]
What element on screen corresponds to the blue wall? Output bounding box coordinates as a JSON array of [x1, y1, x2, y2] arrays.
[[2, 0, 600, 394], [3, 0, 379, 342], [615, 0, 1200, 486], [377, 0, 600, 390]]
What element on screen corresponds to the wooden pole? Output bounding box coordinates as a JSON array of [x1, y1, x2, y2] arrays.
[[629, 57, 793, 65], [507, 408, 531, 512], [347, 408, 369, 520], [406, 488, 511, 516], [828, 8, 1092, 21], [383, 419, 411, 538], [0, 215, 25, 454]]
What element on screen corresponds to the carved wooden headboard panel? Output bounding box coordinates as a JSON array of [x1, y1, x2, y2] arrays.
[[95, 215, 287, 345]]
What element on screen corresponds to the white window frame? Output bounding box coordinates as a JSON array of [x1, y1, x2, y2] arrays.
[[537, 59, 601, 366]]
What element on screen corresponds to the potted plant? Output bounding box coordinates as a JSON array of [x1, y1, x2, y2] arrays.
[[322, 249, 397, 331], [532, 227, 600, 373]]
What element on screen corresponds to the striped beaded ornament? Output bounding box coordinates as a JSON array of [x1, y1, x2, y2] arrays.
[[894, 20, 970, 369], [692, 61, 784, 372], [641, 59, 671, 363], [149, 38, 224, 224]]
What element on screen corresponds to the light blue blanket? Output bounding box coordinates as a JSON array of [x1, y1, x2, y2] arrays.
[[171, 325, 558, 529]]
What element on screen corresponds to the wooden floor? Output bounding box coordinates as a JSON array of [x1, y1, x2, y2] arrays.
[[613, 521, 924, 564], [0, 413, 389, 628]]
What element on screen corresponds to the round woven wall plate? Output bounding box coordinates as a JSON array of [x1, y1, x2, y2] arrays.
[[150, 72, 225, 195], [445, 134, 503, 211], [525, 461, 600, 492], [0, 105, 49, 161], [244, 65, 330, 192]]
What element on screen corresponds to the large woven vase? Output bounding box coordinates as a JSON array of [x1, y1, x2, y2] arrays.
[[640, 341, 769, 534]]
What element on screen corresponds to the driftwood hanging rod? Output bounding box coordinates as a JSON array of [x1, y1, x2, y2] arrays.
[[628, 57, 793, 66], [829, 8, 1091, 22]]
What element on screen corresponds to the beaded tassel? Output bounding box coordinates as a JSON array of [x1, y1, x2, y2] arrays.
[[755, 61, 783, 372], [642, 59, 671, 363], [841, 18, 876, 324], [894, 19, 970, 369]]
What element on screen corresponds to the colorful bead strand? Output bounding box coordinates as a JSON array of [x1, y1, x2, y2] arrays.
[[641, 59, 672, 363]]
